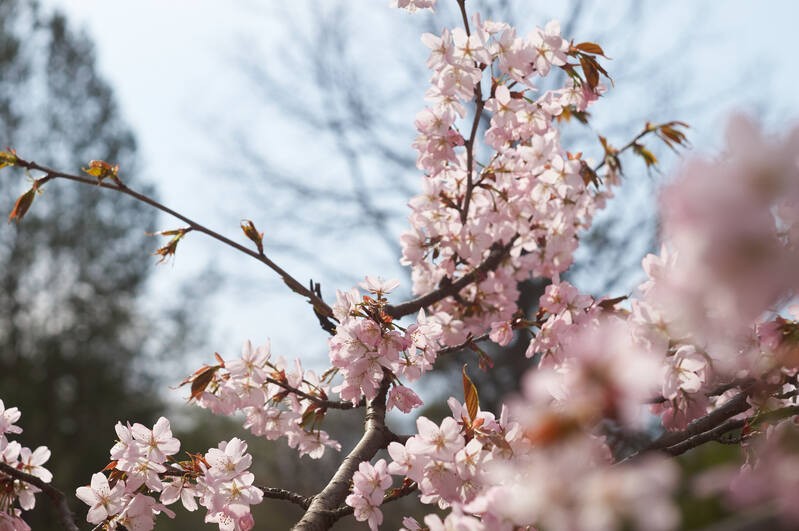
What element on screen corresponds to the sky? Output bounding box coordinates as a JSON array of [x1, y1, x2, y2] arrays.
[[43, 0, 799, 376]]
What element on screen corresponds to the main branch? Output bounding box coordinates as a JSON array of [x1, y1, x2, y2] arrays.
[[385, 237, 516, 319], [293, 376, 395, 530]]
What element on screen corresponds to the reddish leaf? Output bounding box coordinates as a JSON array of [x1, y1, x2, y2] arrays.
[[598, 295, 628, 309], [8, 187, 36, 223], [152, 227, 191, 264], [579, 55, 599, 89], [574, 41, 607, 57], [462, 365, 480, 421], [579, 160, 600, 187], [179, 364, 221, 401]]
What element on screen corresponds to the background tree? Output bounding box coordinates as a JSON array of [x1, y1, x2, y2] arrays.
[[0, 0, 201, 526]]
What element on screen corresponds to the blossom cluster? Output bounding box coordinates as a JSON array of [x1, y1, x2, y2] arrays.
[[345, 459, 392, 531], [77, 418, 263, 531], [0, 399, 52, 531], [378, 395, 678, 531], [400, 13, 612, 344], [39, 2, 799, 530], [188, 340, 341, 459], [625, 118, 799, 433], [329, 276, 442, 407]]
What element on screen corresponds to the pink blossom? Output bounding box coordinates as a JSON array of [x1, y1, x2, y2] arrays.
[[0, 400, 22, 440], [75, 472, 126, 524], [18, 446, 52, 483], [387, 386, 424, 413], [131, 416, 180, 464], [359, 276, 400, 296], [489, 321, 514, 346], [408, 417, 464, 461], [345, 459, 392, 531], [392, 0, 436, 13], [0, 512, 30, 531]]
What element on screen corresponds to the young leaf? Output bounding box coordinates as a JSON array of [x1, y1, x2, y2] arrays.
[[8, 187, 36, 223], [177, 364, 221, 401], [0, 149, 18, 169], [578, 55, 599, 89], [633, 142, 658, 168], [152, 227, 191, 264], [574, 41, 607, 57], [241, 219, 265, 255], [82, 159, 121, 184], [462, 365, 480, 422]]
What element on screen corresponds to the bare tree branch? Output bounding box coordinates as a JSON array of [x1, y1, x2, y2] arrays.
[[10, 157, 338, 334]]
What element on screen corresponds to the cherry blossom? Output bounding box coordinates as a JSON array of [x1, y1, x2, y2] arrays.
[[75, 472, 126, 524], [7, 1, 799, 529]]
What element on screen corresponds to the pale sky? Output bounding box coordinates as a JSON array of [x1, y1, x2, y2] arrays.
[[44, 0, 799, 375]]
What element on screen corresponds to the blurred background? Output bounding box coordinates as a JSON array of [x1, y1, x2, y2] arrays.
[[1, 0, 797, 528]]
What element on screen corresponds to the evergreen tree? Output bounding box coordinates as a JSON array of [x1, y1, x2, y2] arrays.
[[0, 1, 165, 526]]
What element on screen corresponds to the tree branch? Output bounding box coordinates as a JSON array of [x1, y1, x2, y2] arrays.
[[262, 487, 314, 509], [293, 375, 395, 530], [0, 462, 79, 531], [323, 481, 418, 520], [10, 157, 338, 334], [265, 375, 362, 410], [664, 404, 799, 456], [161, 465, 312, 509], [643, 391, 751, 453], [455, 0, 485, 226], [385, 237, 517, 319]]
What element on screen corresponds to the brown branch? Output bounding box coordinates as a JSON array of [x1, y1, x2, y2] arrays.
[[11, 158, 338, 334], [437, 331, 491, 356], [293, 376, 395, 530], [265, 376, 361, 410], [646, 378, 754, 405], [324, 481, 419, 520], [385, 237, 517, 319], [0, 462, 79, 531], [644, 391, 751, 453], [161, 465, 316, 510], [664, 404, 799, 456], [262, 487, 313, 509], [455, 0, 484, 226]]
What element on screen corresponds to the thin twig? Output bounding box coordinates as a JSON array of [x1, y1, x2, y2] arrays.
[[265, 376, 361, 410], [455, 0, 484, 225], [324, 481, 419, 519], [12, 158, 338, 334], [0, 462, 79, 531]]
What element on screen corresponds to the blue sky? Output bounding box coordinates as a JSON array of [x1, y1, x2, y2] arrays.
[[45, 0, 799, 374]]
